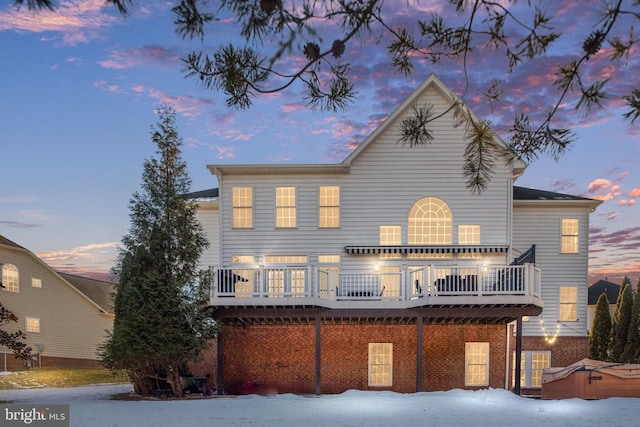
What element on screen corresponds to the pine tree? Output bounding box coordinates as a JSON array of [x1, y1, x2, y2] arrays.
[[99, 107, 215, 397], [590, 293, 612, 361], [623, 283, 640, 363], [610, 280, 633, 362]]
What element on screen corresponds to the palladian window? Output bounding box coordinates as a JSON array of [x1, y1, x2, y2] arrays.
[[408, 197, 452, 244]]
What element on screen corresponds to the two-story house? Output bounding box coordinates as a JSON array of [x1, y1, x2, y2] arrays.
[[191, 74, 601, 395]]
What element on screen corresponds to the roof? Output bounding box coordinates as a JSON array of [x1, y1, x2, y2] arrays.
[[0, 235, 27, 250], [514, 186, 595, 201], [185, 188, 219, 199], [57, 272, 115, 314], [588, 279, 621, 305]]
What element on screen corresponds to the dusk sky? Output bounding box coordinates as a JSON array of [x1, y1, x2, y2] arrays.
[[1, 0, 638, 285]]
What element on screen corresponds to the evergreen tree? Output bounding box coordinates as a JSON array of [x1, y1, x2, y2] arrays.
[[610, 281, 633, 362], [623, 283, 640, 363], [590, 293, 612, 361], [99, 107, 215, 397]]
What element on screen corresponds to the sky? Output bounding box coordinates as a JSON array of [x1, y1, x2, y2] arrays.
[[0, 0, 639, 285], [2, 383, 640, 427]]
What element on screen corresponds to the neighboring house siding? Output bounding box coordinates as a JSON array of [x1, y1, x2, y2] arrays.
[[513, 204, 591, 338], [1, 245, 113, 364]]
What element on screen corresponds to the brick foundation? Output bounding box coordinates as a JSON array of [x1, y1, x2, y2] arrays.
[[191, 322, 512, 394], [1, 354, 102, 371]]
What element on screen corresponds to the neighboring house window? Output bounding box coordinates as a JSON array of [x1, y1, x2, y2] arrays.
[[368, 343, 393, 387], [559, 286, 578, 321], [319, 186, 340, 228], [232, 187, 253, 228], [408, 197, 452, 244], [31, 278, 42, 288], [25, 317, 40, 333], [465, 342, 489, 386], [513, 351, 551, 388], [458, 225, 480, 258], [276, 186, 297, 228], [561, 218, 579, 253], [2, 264, 19, 293], [380, 225, 401, 259]]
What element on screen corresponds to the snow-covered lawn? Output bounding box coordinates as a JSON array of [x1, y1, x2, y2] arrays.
[[2, 384, 640, 427]]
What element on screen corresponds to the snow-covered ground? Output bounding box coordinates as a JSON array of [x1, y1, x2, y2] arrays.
[[2, 384, 640, 427]]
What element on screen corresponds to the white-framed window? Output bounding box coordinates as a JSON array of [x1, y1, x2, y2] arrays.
[[263, 256, 308, 297], [319, 186, 340, 228], [380, 225, 402, 259], [368, 343, 393, 387], [559, 286, 578, 321], [2, 264, 19, 293], [276, 186, 297, 228], [25, 317, 40, 333], [232, 255, 256, 264], [458, 225, 480, 258], [232, 187, 253, 228], [513, 351, 551, 388], [408, 197, 452, 245], [31, 278, 42, 288], [561, 218, 579, 253], [465, 342, 489, 386], [318, 255, 340, 295]]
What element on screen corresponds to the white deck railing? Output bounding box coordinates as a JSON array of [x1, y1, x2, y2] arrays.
[[211, 264, 542, 308]]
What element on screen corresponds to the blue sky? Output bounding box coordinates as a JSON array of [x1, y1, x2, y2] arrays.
[[1, 0, 638, 285]]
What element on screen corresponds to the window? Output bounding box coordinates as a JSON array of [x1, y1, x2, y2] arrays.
[[513, 351, 551, 388], [458, 225, 480, 258], [318, 255, 340, 295], [26, 317, 40, 333], [232, 255, 256, 264], [368, 343, 393, 387], [408, 197, 452, 244], [319, 186, 340, 228], [2, 264, 19, 293], [264, 256, 308, 297], [465, 342, 489, 386], [31, 278, 42, 288], [561, 218, 579, 253], [559, 286, 578, 321], [380, 226, 401, 259], [276, 186, 296, 228], [232, 187, 253, 228]]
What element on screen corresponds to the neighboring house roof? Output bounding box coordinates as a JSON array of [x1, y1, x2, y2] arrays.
[[57, 272, 115, 315], [588, 280, 621, 305], [1, 234, 116, 316], [185, 188, 219, 199]]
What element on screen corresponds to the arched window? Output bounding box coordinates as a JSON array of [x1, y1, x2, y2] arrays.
[[2, 263, 19, 293], [408, 197, 452, 244]]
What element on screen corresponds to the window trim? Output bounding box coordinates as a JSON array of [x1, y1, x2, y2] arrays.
[[318, 186, 340, 228], [368, 343, 393, 387], [32, 278, 42, 288], [559, 286, 578, 321], [408, 197, 452, 245], [2, 264, 19, 293], [25, 317, 41, 333], [560, 218, 579, 254], [232, 186, 254, 229], [465, 342, 490, 387], [275, 186, 297, 228]]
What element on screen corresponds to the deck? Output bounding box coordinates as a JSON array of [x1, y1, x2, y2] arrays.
[[210, 264, 543, 310]]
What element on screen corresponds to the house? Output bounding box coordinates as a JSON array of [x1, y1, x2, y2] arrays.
[[191, 74, 601, 395], [587, 279, 621, 330], [0, 235, 114, 370]]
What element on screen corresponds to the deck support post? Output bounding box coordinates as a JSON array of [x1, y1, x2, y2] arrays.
[[216, 328, 224, 395], [514, 316, 523, 396], [315, 315, 321, 395], [416, 314, 423, 392]]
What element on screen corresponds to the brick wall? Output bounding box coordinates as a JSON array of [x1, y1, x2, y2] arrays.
[[522, 336, 589, 367], [1, 354, 102, 371], [191, 322, 510, 394]]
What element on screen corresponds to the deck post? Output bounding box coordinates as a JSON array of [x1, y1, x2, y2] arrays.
[[514, 316, 523, 396], [315, 315, 321, 395], [416, 314, 423, 392], [216, 328, 224, 395]]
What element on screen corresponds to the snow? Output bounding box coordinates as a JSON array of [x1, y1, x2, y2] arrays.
[[2, 384, 640, 427]]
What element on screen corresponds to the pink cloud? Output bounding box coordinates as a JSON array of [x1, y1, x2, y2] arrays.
[[98, 45, 179, 70], [0, 0, 119, 46], [617, 199, 637, 206], [587, 178, 612, 192], [630, 188, 640, 198]]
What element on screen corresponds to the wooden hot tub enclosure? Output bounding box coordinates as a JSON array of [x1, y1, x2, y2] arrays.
[[542, 359, 640, 399]]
